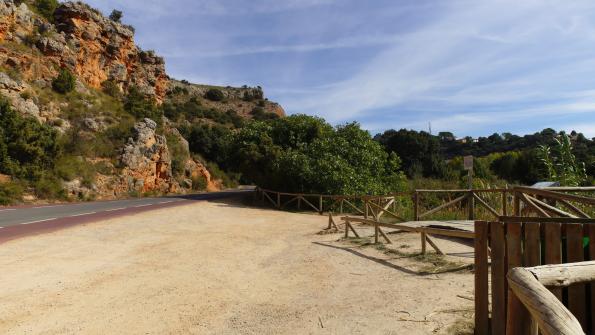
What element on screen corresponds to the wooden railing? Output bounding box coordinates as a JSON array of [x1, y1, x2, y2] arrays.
[[474, 216, 595, 335], [256, 186, 594, 222], [507, 261, 595, 335]]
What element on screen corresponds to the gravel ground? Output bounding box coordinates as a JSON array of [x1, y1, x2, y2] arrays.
[[0, 197, 475, 334]]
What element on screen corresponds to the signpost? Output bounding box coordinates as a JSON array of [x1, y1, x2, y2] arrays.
[[464, 155, 474, 189], [464, 156, 474, 220]]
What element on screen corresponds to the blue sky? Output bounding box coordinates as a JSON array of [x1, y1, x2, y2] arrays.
[[85, 0, 595, 138]]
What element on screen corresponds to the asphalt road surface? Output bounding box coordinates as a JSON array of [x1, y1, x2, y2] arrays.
[[0, 190, 249, 243]]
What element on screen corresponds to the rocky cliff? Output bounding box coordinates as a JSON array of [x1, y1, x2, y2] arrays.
[[0, 1, 167, 103], [0, 0, 285, 203]]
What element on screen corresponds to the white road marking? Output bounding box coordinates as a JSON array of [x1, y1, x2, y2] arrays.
[[104, 207, 126, 212], [69, 212, 96, 217], [31, 205, 65, 209], [0, 209, 16, 212], [159, 201, 174, 204], [20, 218, 57, 225], [134, 204, 152, 208]]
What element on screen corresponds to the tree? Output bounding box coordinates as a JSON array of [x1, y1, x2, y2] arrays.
[[109, 10, 123, 22], [52, 68, 76, 94], [205, 88, 225, 102], [227, 115, 406, 195], [375, 129, 446, 178]]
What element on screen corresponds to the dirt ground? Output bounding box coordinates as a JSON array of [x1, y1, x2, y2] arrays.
[[0, 197, 475, 334]]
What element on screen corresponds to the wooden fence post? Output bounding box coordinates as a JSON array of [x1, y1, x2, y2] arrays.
[[502, 189, 508, 216], [506, 222, 532, 335], [277, 192, 281, 209], [413, 192, 419, 221], [474, 221, 489, 335], [468, 191, 475, 220], [319, 196, 323, 215], [364, 199, 369, 219], [420, 231, 427, 255], [374, 222, 379, 244], [513, 191, 521, 216]]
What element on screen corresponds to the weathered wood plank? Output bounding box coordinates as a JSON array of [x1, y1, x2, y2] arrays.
[[565, 224, 586, 330], [506, 222, 532, 335], [474, 221, 489, 335], [490, 221, 507, 335], [425, 235, 444, 255], [527, 261, 595, 287], [473, 193, 500, 218], [544, 222, 563, 300]]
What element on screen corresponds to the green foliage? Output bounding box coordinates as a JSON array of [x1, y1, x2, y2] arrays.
[[0, 99, 60, 180], [226, 115, 406, 195], [191, 174, 208, 191], [538, 134, 588, 186], [52, 68, 76, 94], [124, 86, 162, 121], [101, 80, 121, 98], [205, 88, 225, 102], [109, 9, 123, 22], [375, 129, 446, 178], [206, 161, 239, 189], [181, 124, 231, 164], [54, 156, 95, 187], [165, 133, 189, 177], [0, 181, 24, 205], [33, 175, 65, 200], [251, 107, 279, 121], [31, 0, 59, 21]]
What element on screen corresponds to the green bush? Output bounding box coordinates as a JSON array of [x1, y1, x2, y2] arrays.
[[109, 10, 123, 22], [251, 107, 279, 121], [0, 99, 60, 180], [0, 181, 24, 205], [52, 68, 76, 94], [205, 88, 225, 101], [54, 156, 95, 187], [101, 80, 121, 98], [33, 175, 65, 200], [124, 86, 162, 121], [191, 174, 208, 191], [32, 0, 59, 21]]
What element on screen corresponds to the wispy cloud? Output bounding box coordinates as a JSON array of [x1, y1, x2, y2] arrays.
[[84, 0, 595, 136]]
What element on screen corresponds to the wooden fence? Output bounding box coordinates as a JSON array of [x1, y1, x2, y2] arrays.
[[474, 217, 595, 335], [256, 186, 594, 222]]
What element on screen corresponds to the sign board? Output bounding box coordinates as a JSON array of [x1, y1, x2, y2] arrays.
[[463, 156, 474, 171]]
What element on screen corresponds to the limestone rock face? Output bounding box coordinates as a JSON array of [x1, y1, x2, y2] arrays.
[[0, 0, 169, 103], [120, 118, 174, 194]]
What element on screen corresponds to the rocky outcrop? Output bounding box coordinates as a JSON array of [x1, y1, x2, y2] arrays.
[[0, 0, 168, 103], [119, 118, 175, 194]]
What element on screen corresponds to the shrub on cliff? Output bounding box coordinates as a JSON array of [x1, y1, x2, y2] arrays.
[[32, 0, 59, 21], [0, 98, 60, 180], [109, 10, 123, 22], [205, 88, 225, 102], [124, 86, 162, 121], [52, 68, 76, 94]]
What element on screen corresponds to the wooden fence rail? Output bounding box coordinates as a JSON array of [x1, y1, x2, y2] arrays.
[[507, 262, 595, 335], [474, 217, 595, 335], [256, 186, 595, 222]]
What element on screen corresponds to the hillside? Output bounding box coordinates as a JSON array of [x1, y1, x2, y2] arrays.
[[0, 0, 285, 204]]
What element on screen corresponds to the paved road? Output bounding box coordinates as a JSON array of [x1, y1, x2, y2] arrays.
[[0, 190, 249, 242]]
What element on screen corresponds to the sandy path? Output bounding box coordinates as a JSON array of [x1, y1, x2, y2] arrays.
[[0, 198, 474, 334]]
